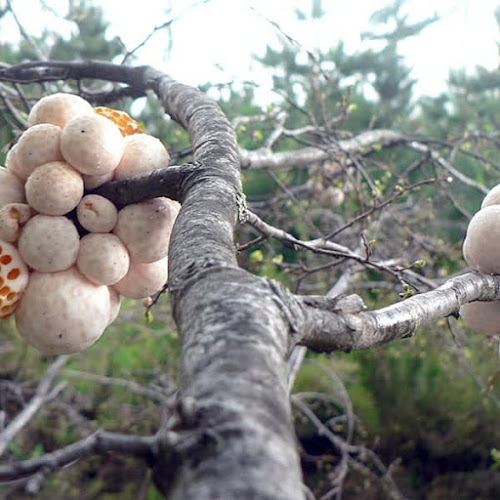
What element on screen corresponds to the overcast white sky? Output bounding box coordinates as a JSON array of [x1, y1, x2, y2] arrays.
[[1, 0, 499, 103]]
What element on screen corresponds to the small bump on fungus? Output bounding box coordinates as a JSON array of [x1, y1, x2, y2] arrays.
[[0, 203, 33, 242], [463, 205, 500, 274], [481, 183, 500, 208], [25, 161, 84, 215], [114, 133, 170, 181], [18, 215, 80, 272], [0, 168, 26, 208], [28, 93, 94, 128], [112, 256, 169, 299], [107, 286, 122, 326], [82, 171, 114, 190], [76, 233, 130, 286], [113, 197, 179, 263], [60, 114, 125, 175], [460, 301, 500, 337], [76, 194, 118, 233], [13, 124, 64, 181], [5, 145, 20, 177], [14, 268, 110, 354]]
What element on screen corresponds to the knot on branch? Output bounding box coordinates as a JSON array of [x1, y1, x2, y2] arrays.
[[302, 293, 366, 315], [236, 191, 249, 224], [266, 278, 309, 339]]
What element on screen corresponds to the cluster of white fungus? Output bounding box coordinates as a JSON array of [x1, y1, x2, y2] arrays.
[[0, 93, 177, 354], [461, 185, 500, 336]]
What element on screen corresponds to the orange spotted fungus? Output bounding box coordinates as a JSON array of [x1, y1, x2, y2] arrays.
[[0, 240, 29, 318], [94, 106, 144, 136]]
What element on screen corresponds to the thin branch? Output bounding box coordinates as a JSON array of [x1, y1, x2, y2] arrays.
[[244, 209, 412, 281], [0, 430, 161, 482], [5, 0, 48, 60], [409, 140, 488, 194], [0, 356, 68, 458], [239, 129, 404, 170], [292, 395, 404, 500], [121, 0, 211, 64], [324, 177, 440, 240], [63, 370, 176, 405]]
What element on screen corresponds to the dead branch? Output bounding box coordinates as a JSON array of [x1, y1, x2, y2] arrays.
[[0, 356, 68, 458], [298, 271, 499, 352]]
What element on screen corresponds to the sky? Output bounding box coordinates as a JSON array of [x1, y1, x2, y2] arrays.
[[1, 0, 499, 104]]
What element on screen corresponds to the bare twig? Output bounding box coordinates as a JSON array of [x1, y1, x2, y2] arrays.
[[0, 356, 68, 458], [0, 430, 161, 482], [5, 0, 48, 60], [292, 395, 404, 500], [63, 369, 176, 405]]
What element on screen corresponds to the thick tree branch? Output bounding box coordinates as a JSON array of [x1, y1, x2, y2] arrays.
[[239, 129, 404, 170], [92, 163, 191, 207], [298, 271, 499, 352]]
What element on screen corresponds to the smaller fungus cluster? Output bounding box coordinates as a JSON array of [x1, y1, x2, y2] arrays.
[[461, 185, 500, 336], [1, 93, 178, 354]]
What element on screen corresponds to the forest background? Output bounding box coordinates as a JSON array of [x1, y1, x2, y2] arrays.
[[0, 0, 499, 498]]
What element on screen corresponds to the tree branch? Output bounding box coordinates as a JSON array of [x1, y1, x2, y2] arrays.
[[0, 430, 161, 482], [0, 356, 68, 458], [298, 271, 499, 352], [239, 129, 404, 170]]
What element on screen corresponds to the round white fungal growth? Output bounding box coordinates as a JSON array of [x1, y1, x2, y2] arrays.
[[76, 233, 130, 285], [107, 286, 122, 325], [18, 215, 80, 272], [60, 114, 125, 175], [14, 268, 111, 354], [0, 168, 26, 208], [460, 301, 500, 337], [25, 161, 84, 215], [481, 184, 500, 208], [76, 194, 118, 233], [463, 205, 500, 273], [5, 145, 20, 175], [318, 186, 345, 207], [27, 93, 93, 128], [82, 171, 114, 190], [114, 134, 170, 181], [0, 240, 29, 319], [13, 124, 63, 181], [112, 256, 168, 299], [113, 197, 179, 263], [0, 203, 33, 242]]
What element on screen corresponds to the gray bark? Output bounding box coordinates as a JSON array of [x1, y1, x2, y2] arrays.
[[298, 271, 500, 352], [239, 129, 404, 170], [148, 73, 305, 499]]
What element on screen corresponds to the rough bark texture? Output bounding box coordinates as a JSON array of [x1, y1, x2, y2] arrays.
[[147, 72, 305, 498], [239, 129, 404, 169], [298, 271, 500, 352]]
